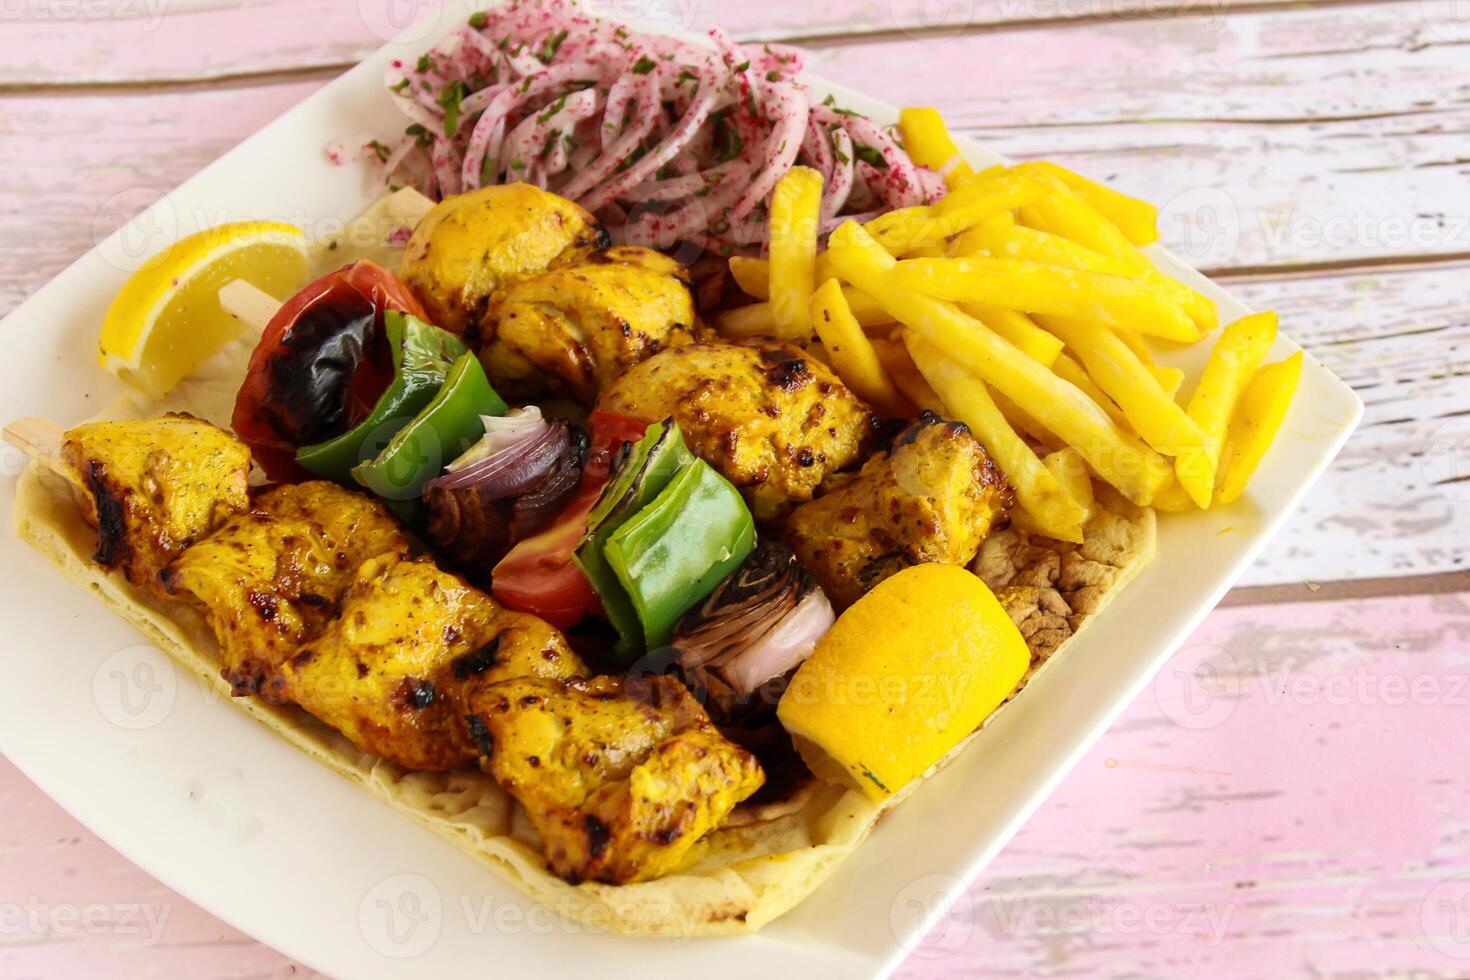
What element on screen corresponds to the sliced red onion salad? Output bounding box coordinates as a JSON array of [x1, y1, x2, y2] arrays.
[[350, 0, 944, 253], [671, 541, 834, 722]]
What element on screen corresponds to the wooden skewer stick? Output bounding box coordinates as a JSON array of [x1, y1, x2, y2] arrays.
[[3, 417, 68, 479], [219, 279, 283, 335], [386, 186, 435, 227]]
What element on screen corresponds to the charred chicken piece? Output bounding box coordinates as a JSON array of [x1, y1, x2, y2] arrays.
[[469, 674, 764, 884], [479, 245, 702, 402], [784, 414, 1011, 609], [60, 415, 252, 589], [596, 341, 879, 520], [161, 481, 409, 696], [399, 184, 608, 338], [270, 557, 585, 771]]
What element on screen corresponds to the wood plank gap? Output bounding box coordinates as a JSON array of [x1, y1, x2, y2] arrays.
[[0, 62, 353, 97], [1208, 251, 1470, 283], [1219, 570, 1470, 608]]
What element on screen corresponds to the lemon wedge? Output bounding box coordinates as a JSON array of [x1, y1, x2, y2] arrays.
[[777, 564, 1029, 802], [99, 221, 310, 397]]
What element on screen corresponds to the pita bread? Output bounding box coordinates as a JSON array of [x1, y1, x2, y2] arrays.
[[11, 361, 1155, 936]]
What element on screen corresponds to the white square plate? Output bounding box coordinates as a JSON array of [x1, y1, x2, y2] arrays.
[[0, 3, 1361, 977]]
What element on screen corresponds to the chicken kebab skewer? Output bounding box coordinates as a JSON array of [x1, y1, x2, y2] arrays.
[[2, 415, 764, 885]]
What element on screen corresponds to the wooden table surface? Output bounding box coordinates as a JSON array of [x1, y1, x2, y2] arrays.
[[3, 1, 1468, 977]]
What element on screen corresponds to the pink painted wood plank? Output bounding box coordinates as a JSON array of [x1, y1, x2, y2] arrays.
[[0, 0, 1348, 83], [5, 590, 1467, 975]]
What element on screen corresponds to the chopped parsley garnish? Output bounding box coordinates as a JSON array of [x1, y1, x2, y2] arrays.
[[415, 53, 431, 73], [765, 70, 780, 82], [821, 94, 860, 116], [405, 122, 433, 148], [438, 80, 471, 138], [853, 142, 887, 168], [468, 10, 488, 29], [711, 111, 743, 163], [676, 69, 698, 87], [631, 55, 657, 74], [858, 765, 889, 793], [539, 29, 568, 64], [537, 94, 568, 123], [733, 59, 750, 73]]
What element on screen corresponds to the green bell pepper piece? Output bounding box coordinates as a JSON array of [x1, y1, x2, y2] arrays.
[[602, 458, 756, 656], [574, 419, 694, 652], [350, 351, 508, 506], [296, 312, 468, 481]]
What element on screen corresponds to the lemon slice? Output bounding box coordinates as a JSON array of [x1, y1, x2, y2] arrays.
[[99, 221, 310, 397], [777, 564, 1029, 802]]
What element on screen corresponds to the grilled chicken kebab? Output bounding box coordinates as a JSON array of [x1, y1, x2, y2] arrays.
[[57, 414, 762, 885], [50, 182, 1027, 889]]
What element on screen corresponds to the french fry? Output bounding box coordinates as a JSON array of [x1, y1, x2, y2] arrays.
[[810, 279, 907, 416], [1116, 327, 1155, 365], [1216, 351, 1303, 504], [955, 211, 1136, 277], [991, 389, 1063, 450], [1150, 365, 1184, 398], [1149, 474, 1200, 513], [894, 255, 1199, 342], [1052, 353, 1129, 429], [1040, 315, 1213, 507], [868, 338, 943, 414], [1186, 311, 1279, 481], [728, 255, 772, 299], [1018, 180, 1216, 334], [729, 255, 829, 299], [1043, 446, 1094, 521], [959, 304, 1064, 367], [717, 286, 892, 337], [907, 335, 1086, 542], [826, 219, 1172, 505], [898, 107, 974, 190], [768, 166, 824, 338], [1011, 161, 1159, 246], [931, 169, 1046, 236]]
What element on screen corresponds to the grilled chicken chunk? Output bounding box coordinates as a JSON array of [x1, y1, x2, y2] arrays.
[[480, 245, 702, 402], [784, 414, 1011, 608], [596, 341, 879, 520], [399, 183, 607, 338], [161, 481, 409, 696], [60, 415, 252, 589], [270, 556, 585, 771], [469, 674, 764, 884]]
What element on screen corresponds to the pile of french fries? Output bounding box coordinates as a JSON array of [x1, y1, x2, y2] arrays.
[[715, 108, 1302, 543]]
